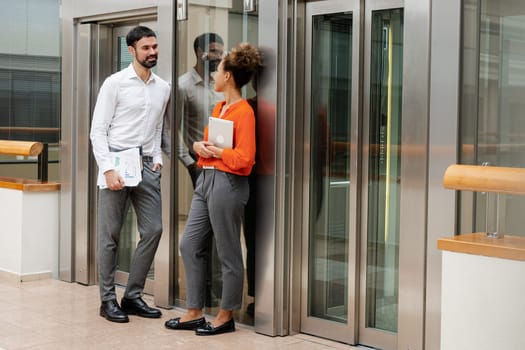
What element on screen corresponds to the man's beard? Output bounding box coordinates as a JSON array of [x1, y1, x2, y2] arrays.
[[207, 59, 220, 73], [139, 55, 158, 69]]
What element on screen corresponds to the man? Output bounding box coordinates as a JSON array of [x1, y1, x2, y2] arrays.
[[90, 26, 170, 323], [178, 32, 225, 186]]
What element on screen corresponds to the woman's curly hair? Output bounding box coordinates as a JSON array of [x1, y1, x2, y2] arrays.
[[222, 42, 262, 89]]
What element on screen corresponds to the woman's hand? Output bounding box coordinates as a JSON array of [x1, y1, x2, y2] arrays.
[[193, 141, 215, 158], [205, 145, 223, 159], [193, 141, 224, 159]]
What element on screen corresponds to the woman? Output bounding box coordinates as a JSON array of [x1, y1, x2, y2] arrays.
[[165, 43, 261, 336]]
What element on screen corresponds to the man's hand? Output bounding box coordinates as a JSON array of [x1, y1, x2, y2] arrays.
[[152, 163, 162, 172], [104, 169, 125, 190]]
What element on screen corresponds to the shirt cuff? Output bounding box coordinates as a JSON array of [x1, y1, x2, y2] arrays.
[[153, 155, 163, 166], [100, 161, 115, 175]]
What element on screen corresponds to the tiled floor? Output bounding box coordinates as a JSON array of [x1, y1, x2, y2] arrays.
[[0, 278, 360, 350]]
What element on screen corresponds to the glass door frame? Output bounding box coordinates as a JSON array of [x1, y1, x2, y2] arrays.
[[300, 0, 362, 345], [62, 0, 176, 309], [359, 1, 404, 349], [73, 16, 161, 294], [300, 1, 427, 349]]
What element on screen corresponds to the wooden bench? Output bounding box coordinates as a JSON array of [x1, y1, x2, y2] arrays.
[[0, 140, 59, 191]]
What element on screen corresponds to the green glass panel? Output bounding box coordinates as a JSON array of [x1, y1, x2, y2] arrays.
[[308, 12, 352, 323], [365, 8, 403, 333], [461, 1, 525, 236]]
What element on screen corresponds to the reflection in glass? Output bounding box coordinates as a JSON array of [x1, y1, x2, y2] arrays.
[[366, 9, 403, 333], [0, 1, 61, 180], [308, 12, 352, 323], [461, 1, 525, 236], [174, 1, 259, 325]]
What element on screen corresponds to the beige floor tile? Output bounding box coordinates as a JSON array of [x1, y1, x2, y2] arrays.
[[0, 279, 359, 350]]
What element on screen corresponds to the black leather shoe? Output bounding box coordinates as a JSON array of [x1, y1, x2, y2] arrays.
[[165, 317, 206, 330], [100, 299, 129, 323], [121, 297, 162, 318], [195, 318, 235, 336]]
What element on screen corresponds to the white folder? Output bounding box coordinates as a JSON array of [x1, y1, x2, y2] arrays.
[[96, 147, 142, 188], [208, 117, 234, 148]]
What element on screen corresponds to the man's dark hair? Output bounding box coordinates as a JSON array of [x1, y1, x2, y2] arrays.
[[193, 32, 224, 54], [126, 26, 157, 47]]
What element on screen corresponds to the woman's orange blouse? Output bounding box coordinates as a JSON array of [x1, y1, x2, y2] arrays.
[[197, 99, 256, 176]]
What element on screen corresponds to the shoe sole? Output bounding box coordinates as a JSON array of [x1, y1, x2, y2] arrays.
[[99, 310, 129, 323], [195, 323, 235, 336], [122, 309, 162, 319], [195, 328, 235, 336]]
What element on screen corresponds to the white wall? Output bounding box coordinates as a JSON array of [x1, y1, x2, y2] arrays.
[[441, 251, 525, 350], [21, 192, 59, 277], [70, 0, 157, 18], [0, 189, 23, 274], [0, 0, 60, 56], [0, 188, 59, 279]]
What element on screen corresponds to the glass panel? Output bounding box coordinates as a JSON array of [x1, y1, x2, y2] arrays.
[[174, 1, 258, 325], [461, 1, 525, 236], [118, 37, 133, 71], [365, 8, 403, 333], [0, 1, 60, 181], [308, 12, 352, 323]]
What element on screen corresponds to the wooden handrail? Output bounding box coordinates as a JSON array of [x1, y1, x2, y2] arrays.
[[443, 164, 525, 195], [0, 139, 48, 182], [0, 140, 43, 157]]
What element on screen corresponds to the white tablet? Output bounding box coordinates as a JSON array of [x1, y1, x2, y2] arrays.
[[208, 117, 234, 148]]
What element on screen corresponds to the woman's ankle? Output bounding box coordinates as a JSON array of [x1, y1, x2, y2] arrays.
[[214, 310, 233, 323], [184, 308, 203, 320]]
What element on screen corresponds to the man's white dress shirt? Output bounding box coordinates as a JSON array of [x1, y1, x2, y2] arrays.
[[177, 67, 223, 167], [90, 64, 170, 174]]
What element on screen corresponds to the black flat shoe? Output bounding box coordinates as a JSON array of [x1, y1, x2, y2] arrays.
[[121, 297, 162, 318], [165, 317, 206, 330], [100, 299, 129, 323], [195, 318, 235, 336]]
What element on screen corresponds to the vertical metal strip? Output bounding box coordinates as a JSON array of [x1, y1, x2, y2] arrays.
[[154, 0, 176, 308], [244, 0, 256, 13], [177, 0, 187, 21], [59, 0, 75, 282], [73, 23, 93, 285], [254, 0, 282, 336]]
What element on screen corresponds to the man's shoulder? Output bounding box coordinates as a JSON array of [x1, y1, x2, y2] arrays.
[[102, 66, 131, 86], [152, 72, 170, 91], [178, 69, 199, 88]]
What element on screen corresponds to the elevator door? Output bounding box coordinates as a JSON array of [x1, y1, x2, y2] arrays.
[[76, 19, 160, 294], [302, 1, 405, 348]]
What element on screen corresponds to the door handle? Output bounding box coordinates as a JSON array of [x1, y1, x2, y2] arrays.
[[177, 0, 187, 21], [244, 0, 256, 13]]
